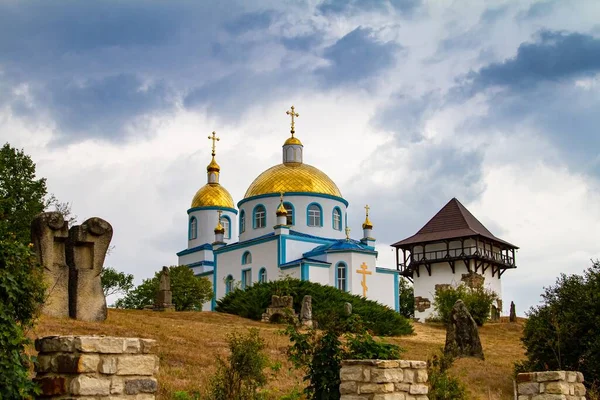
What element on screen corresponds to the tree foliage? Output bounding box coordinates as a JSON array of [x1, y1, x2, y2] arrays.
[[518, 260, 600, 389], [0, 228, 46, 398], [115, 266, 213, 311], [399, 276, 415, 319], [101, 267, 134, 297], [433, 284, 498, 326], [0, 143, 47, 245]]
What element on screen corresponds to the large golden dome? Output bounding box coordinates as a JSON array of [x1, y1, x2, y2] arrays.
[[191, 183, 234, 208], [244, 163, 342, 199]]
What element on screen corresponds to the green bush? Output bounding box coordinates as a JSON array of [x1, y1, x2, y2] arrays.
[[433, 284, 497, 326], [204, 328, 269, 400], [427, 350, 468, 400], [217, 278, 413, 336], [518, 260, 600, 390], [399, 276, 414, 319]]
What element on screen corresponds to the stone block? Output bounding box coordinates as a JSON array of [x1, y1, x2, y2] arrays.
[[341, 366, 368, 382], [35, 376, 68, 396], [75, 336, 125, 354], [409, 384, 429, 395], [576, 372, 584, 383], [531, 395, 566, 400], [573, 383, 586, 396], [415, 369, 428, 383], [56, 354, 80, 373], [116, 355, 157, 376], [375, 360, 400, 368], [517, 373, 536, 383], [70, 375, 111, 396], [566, 372, 577, 383], [340, 381, 358, 394], [78, 354, 100, 373], [518, 395, 531, 400], [519, 382, 541, 395], [373, 394, 406, 400], [100, 356, 118, 374], [36, 336, 76, 353], [398, 360, 411, 368], [140, 339, 157, 354], [358, 383, 394, 394], [410, 361, 427, 369], [110, 377, 124, 394], [36, 354, 57, 373], [404, 369, 414, 383], [124, 378, 158, 394], [371, 368, 403, 383], [340, 395, 371, 400], [394, 382, 411, 392], [124, 338, 142, 353], [537, 371, 566, 382], [545, 382, 570, 395]]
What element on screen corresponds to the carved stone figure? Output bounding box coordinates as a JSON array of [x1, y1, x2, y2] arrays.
[[154, 266, 175, 311], [344, 302, 352, 316], [509, 301, 517, 322], [31, 212, 70, 318], [67, 218, 113, 322], [300, 295, 312, 327], [490, 305, 500, 322], [444, 300, 484, 360]]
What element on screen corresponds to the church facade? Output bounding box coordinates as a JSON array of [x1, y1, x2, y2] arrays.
[[177, 108, 399, 312]]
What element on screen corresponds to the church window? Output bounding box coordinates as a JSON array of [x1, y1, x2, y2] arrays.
[[242, 268, 252, 289], [336, 262, 347, 291], [240, 210, 246, 233], [254, 205, 266, 228], [332, 207, 342, 231], [284, 202, 294, 225], [225, 275, 234, 294], [259, 268, 267, 283], [189, 217, 197, 240], [307, 203, 322, 227], [242, 251, 252, 265], [221, 216, 231, 239]]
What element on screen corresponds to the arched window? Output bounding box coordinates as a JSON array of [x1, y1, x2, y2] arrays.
[[242, 269, 252, 289], [336, 262, 347, 291], [284, 202, 294, 226], [307, 203, 323, 227], [221, 215, 231, 239], [189, 217, 197, 240], [332, 207, 342, 231], [253, 205, 266, 229], [240, 210, 246, 233], [225, 275, 234, 294], [259, 268, 267, 283], [242, 251, 252, 265]]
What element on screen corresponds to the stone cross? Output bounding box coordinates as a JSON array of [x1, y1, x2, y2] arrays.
[[286, 105, 299, 135], [208, 131, 220, 157], [356, 262, 372, 297], [66, 218, 113, 322], [31, 212, 70, 318]]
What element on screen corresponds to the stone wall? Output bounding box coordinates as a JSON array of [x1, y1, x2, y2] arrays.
[[340, 359, 429, 400], [34, 335, 159, 399], [516, 371, 586, 400]]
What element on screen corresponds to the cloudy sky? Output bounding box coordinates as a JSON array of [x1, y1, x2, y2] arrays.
[[2, 0, 599, 314]]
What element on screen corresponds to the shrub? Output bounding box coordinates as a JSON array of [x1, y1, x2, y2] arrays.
[[433, 283, 497, 326], [217, 278, 413, 336], [399, 276, 414, 319], [285, 313, 404, 400], [427, 350, 468, 400], [204, 328, 269, 400], [518, 260, 600, 390]]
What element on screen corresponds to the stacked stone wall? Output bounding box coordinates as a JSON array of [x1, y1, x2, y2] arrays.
[[34, 335, 159, 399], [340, 359, 429, 400], [516, 371, 586, 400]]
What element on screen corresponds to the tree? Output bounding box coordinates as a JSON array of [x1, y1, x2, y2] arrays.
[[0, 226, 46, 397], [46, 196, 78, 227], [0, 143, 47, 245], [518, 260, 600, 389], [399, 276, 415, 319], [101, 267, 134, 297], [115, 266, 213, 311]]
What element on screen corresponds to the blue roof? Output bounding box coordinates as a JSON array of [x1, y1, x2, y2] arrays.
[[176, 242, 213, 257], [289, 230, 338, 243], [280, 257, 332, 268], [303, 239, 377, 258]]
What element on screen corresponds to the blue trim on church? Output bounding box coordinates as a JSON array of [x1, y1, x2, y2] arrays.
[[187, 206, 238, 215], [177, 243, 213, 257], [238, 192, 349, 208]]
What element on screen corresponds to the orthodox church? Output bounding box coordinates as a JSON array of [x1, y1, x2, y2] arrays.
[[177, 107, 399, 311]]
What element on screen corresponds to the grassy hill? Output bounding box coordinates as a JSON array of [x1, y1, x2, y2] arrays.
[[30, 309, 525, 399]]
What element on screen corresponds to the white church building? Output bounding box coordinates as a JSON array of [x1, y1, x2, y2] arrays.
[[176, 107, 518, 317]]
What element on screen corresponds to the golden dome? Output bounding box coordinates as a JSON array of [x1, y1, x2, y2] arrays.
[[207, 157, 220, 172], [284, 136, 303, 146], [244, 163, 342, 199], [191, 184, 234, 208]]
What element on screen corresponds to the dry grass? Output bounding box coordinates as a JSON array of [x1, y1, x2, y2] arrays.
[[30, 310, 526, 399]]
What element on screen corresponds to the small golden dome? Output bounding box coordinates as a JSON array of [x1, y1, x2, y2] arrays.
[[244, 163, 342, 199], [362, 216, 373, 230], [191, 184, 234, 208], [276, 201, 287, 216], [284, 136, 303, 146], [207, 157, 220, 172]]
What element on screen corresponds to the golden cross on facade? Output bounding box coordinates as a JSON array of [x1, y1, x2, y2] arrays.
[[208, 131, 220, 157], [286, 105, 299, 136], [356, 262, 372, 297]]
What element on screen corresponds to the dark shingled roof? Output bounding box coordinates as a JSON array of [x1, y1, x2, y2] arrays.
[[391, 198, 518, 249]]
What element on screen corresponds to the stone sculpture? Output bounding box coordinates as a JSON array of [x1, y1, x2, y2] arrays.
[[344, 302, 352, 316], [31, 212, 70, 318], [300, 295, 312, 327], [261, 295, 296, 323], [510, 301, 517, 322], [67, 217, 113, 322], [444, 300, 484, 360], [154, 266, 175, 311]]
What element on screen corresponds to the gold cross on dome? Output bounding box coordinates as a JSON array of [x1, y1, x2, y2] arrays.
[[280, 191, 284, 204], [364, 204, 370, 217], [286, 106, 299, 136], [208, 131, 220, 157]]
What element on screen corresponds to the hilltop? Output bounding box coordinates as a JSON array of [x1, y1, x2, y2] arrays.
[[30, 309, 525, 399]]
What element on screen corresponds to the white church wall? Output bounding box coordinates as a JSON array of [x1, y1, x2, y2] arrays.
[[370, 269, 398, 311], [285, 239, 325, 264], [413, 260, 503, 322], [187, 209, 237, 248], [178, 249, 213, 267], [308, 265, 330, 285], [238, 195, 347, 242]]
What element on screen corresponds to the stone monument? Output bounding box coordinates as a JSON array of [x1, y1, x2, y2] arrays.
[[344, 302, 352, 316], [300, 295, 312, 327], [444, 300, 484, 360], [31, 212, 70, 318], [509, 301, 517, 322], [154, 266, 175, 311], [67, 217, 113, 322], [261, 295, 296, 323]]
